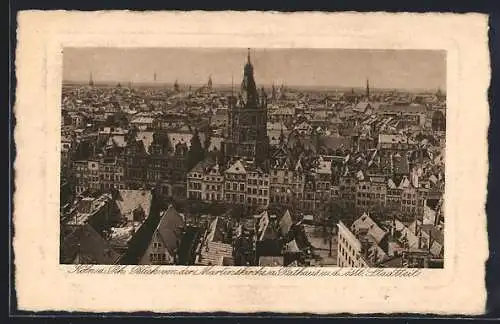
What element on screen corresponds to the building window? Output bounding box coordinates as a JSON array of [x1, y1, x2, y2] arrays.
[[150, 253, 166, 262]]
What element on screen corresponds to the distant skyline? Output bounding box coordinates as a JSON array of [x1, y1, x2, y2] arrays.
[[63, 48, 446, 91]]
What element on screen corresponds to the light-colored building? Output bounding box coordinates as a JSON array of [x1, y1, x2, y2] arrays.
[[355, 176, 387, 211], [130, 116, 156, 130], [377, 104, 427, 128], [87, 159, 101, 191], [202, 162, 224, 202], [72, 160, 100, 194], [269, 107, 294, 125], [224, 160, 248, 205], [246, 169, 270, 208], [186, 163, 204, 200], [339, 175, 357, 209], [337, 221, 372, 268], [313, 156, 333, 202], [187, 158, 225, 202], [269, 158, 305, 205], [99, 156, 125, 191], [61, 136, 73, 170]]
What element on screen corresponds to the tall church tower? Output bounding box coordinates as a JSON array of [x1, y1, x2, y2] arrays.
[[224, 48, 269, 168]]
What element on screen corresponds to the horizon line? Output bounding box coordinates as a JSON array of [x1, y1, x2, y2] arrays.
[[62, 80, 446, 93]]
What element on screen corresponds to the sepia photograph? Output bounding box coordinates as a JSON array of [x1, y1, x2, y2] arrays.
[[14, 11, 489, 314], [59, 47, 446, 269]]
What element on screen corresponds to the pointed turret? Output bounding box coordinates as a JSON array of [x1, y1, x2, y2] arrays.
[[241, 48, 258, 106]]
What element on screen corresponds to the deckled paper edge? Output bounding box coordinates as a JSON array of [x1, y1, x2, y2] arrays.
[[13, 11, 489, 314]]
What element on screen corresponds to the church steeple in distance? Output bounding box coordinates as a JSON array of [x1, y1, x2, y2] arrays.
[[89, 71, 94, 87], [208, 74, 213, 90], [366, 78, 370, 99]]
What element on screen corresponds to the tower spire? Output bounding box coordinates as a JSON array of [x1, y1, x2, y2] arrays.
[[366, 78, 370, 99], [247, 48, 251, 64]]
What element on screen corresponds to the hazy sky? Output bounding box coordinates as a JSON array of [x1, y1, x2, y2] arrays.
[[63, 48, 446, 90]]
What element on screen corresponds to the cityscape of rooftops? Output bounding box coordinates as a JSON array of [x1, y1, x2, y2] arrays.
[[60, 48, 445, 268]]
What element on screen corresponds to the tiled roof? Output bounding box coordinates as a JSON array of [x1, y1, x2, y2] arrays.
[[205, 217, 225, 243], [156, 205, 185, 255], [420, 224, 444, 246], [225, 160, 247, 175], [320, 135, 351, 151], [61, 224, 121, 264], [378, 104, 426, 114], [353, 101, 371, 112], [199, 241, 233, 266], [284, 239, 300, 253], [189, 158, 216, 174], [379, 133, 408, 144], [131, 116, 155, 124], [115, 190, 153, 221], [351, 213, 387, 245], [279, 210, 293, 237]]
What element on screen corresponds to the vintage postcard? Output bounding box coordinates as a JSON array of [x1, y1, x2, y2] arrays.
[[14, 11, 489, 314]]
